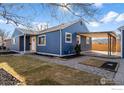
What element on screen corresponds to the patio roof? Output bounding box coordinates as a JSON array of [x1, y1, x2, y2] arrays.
[[78, 31, 117, 56], [77, 31, 117, 38]]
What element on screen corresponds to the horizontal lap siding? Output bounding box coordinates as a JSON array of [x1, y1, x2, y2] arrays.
[[12, 29, 23, 37], [11, 29, 23, 51], [62, 21, 90, 55], [10, 37, 19, 51], [36, 31, 60, 55]]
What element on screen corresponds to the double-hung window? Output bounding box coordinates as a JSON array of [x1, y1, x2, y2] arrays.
[[65, 32, 72, 43], [38, 35, 46, 46]]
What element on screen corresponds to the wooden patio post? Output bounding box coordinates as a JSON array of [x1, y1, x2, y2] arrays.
[[108, 34, 110, 56], [110, 35, 112, 56]]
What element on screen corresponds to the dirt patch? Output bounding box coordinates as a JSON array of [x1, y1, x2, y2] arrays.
[[79, 58, 106, 68]]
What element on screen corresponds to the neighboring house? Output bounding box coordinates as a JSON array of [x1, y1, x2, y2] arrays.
[[10, 19, 91, 56], [4, 39, 12, 50]]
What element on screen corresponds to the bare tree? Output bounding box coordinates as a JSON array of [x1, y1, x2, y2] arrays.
[[0, 29, 9, 49], [0, 3, 99, 28]]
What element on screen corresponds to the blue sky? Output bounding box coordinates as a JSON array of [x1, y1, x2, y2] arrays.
[[0, 3, 124, 37]]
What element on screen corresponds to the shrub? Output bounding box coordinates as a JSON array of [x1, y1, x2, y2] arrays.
[[74, 44, 81, 55]]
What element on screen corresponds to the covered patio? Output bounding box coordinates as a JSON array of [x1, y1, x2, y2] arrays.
[[78, 31, 118, 57]]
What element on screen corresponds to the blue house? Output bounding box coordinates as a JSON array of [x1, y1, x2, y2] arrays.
[[11, 19, 91, 56], [36, 19, 91, 56]]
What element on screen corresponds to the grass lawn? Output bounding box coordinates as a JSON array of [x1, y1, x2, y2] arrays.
[[79, 58, 107, 68], [0, 55, 108, 85]]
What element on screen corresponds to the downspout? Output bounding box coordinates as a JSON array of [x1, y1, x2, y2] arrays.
[[121, 29, 123, 58], [24, 34, 26, 53], [60, 29, 62, 56]]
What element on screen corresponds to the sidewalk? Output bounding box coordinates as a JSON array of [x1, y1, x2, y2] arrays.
[[114, 59, 124, 85]]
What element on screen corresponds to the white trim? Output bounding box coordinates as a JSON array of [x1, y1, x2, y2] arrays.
[[60, 29, 62, 56], [10, 50, 24, 54], [10, 50, 20, 53], [37, 52, 75, 57], [37, 52, 61, 56], [12, 37, 16, 45], [65, 32, 72, 43], [61, 53, 75, 57], [38, 34, 46, 46]]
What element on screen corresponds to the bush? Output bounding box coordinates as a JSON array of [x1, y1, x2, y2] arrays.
[[74, 44, 81, 55]]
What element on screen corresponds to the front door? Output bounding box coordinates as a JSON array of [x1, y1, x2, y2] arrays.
[[31, 36, 36, 51]]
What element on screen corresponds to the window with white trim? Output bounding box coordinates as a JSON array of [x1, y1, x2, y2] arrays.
[[65, 32, 72, 43], [12, 38, 16, 45], [38, 35, 46, 46], [86, 37, 90, 44]]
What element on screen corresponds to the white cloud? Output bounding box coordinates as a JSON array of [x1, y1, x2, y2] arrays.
[[89, 21, 100, 27], [100, 11, 119, 23], [0, 19, 6, 24], [115, 13, 124, 22], [94, 3, 103, 8], [32, 22, 48, 30]]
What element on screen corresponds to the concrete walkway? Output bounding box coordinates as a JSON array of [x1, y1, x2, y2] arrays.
[[28, 54, 119, 80], [113, 59, 124, 85]]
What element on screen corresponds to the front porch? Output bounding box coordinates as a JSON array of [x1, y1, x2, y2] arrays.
[[19, 34, 36, 53]]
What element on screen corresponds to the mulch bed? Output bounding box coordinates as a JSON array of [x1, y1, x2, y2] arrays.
[[100, 62, 119, 72], [61, 54, 83, 59], [0, 68, 20, 85]]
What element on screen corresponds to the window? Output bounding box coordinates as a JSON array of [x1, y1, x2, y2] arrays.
[[76, 35, 81, 44], [65, 32, 72, 43], [86, 37, 90, 44], [12, 38, 16, 45], [38, 35, 46, 46]]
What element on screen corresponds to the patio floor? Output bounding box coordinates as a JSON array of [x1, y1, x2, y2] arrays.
[[82, 50, 121, 58]]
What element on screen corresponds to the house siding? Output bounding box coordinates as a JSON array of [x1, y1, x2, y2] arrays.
[[61, 21, 91, 55], [36, 31, 60, 55], [10, 29, 23, 52], [10, 37, 19, 51], [12, 29, 23, 37]]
